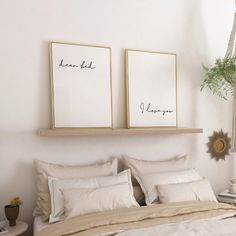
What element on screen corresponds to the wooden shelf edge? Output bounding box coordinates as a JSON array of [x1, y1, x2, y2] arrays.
[[38, 127, 203, 137]]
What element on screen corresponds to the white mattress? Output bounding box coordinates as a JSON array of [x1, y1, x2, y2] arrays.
[[33, 216, 49, 236]]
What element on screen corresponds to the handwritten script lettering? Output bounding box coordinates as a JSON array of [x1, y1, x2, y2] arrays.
[[140, 102, 173, 116], [59, 59, 96, 70]]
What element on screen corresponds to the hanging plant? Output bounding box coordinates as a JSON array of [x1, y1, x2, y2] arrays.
[[201, 56, 236, 100]]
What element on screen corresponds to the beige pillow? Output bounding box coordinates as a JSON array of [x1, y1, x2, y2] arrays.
[[123, 155, 189, 184], [62, 183, 139, 219], [48, 169, 134, 223], [34, 158, 118, 218], [157, 179, 217, 203], [135, 169, 202, 205]]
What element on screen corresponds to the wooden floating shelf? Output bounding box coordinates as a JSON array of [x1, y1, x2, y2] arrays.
[[38, 127, 203, 137]]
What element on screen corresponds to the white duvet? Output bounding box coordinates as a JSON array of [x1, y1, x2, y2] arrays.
[[101, 214, 236, 236]]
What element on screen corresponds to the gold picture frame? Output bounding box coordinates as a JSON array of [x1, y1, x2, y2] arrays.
[[125, 49, 178, 128], [49, 41, 113, 128]]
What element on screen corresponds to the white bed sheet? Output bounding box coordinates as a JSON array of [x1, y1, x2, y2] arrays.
[[33, 216, 49, 236]]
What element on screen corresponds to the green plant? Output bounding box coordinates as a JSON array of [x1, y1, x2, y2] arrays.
[[10, 197, 23, 207], [201, 56, 236, 100]]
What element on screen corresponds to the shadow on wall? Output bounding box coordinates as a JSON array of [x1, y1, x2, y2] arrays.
[[177, 0, 210, 159], [37, 40, 52, 130]]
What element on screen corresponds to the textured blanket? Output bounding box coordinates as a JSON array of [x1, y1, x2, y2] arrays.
[[37, 201, 236, 236]]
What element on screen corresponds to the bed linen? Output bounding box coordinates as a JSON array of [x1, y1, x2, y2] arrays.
[[34, 159, 118, 218], [48, 169, 135, 223], [123, 155, 189, 185], [33, 216, 49, 236], [157, 179, 217, 203], [36, 201, 236, 236], [135, 169, 202, 204], [112, 216, 236, 236]]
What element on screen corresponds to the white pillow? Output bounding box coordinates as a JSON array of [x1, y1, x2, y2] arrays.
[[48, 169, 134, 223], [62, 183, 139, 219], [123, 155, 189, 174], [34, 158, 118, 218], [135, 169, 202, 205], [157, 179, 217, 203], [123, 155, 189, 185]]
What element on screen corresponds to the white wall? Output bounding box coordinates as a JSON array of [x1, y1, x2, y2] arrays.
[[0, 0, 234, 235]]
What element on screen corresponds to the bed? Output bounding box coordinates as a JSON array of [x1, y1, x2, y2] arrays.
[[33, 216, 49, 236], [33, 156, 236, 236], [35, 201, 236, 236]]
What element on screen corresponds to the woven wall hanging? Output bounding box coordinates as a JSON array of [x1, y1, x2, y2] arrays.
[[207, 130, 231, 161]]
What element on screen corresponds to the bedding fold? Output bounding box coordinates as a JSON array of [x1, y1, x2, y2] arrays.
[[37, 201, 236, 236]]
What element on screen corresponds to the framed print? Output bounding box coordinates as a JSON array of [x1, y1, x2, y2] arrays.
[[125, 49, 177, 128], [50, 42, 113, 128]]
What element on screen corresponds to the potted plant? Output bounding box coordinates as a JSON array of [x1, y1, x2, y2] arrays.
[[4, 197, 23, 226], [201, 56, 236, 100], [201, 56, 236, 152]]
